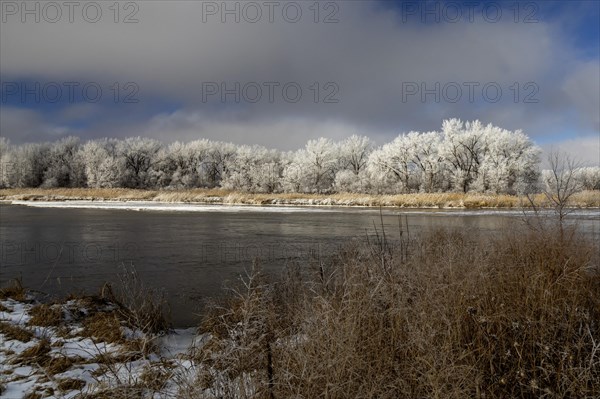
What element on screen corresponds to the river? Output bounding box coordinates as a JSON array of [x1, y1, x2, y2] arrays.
[[1, 202, 598, 326]]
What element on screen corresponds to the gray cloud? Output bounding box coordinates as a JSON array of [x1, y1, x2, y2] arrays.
[[562, 62, 600, 132], [0, 107, 75, 143], [1, 1, 598, 148]]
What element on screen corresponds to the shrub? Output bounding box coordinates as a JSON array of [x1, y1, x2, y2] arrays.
[[194, 225, 600, 398]]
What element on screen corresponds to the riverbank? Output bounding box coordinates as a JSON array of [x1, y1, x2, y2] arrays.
[[2, 188, 599, 208], [0, 281, 200, 399]]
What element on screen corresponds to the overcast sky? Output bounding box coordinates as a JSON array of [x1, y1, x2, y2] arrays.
[[1, 0, 598, 165]]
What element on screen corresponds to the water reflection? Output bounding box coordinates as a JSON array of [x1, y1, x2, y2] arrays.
[[1, 204, 598, 326]]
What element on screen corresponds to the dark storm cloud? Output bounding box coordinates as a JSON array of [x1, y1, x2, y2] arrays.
[[0, 0, 598, 162]]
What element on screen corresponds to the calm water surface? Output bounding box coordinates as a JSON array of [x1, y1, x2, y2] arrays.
[[1, 203, 598, 326]]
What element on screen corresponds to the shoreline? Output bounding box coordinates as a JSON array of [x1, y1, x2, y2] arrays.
[[0, 283, 199, 398], [4, 201, 600, 216], [2, 188, 599, 209]]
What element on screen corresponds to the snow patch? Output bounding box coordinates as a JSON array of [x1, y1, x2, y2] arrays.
[[11, 200, 344, 213]]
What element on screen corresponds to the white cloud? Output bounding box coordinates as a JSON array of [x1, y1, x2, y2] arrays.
[[541, 135, 600, 167], [141, 110, 390, 150]]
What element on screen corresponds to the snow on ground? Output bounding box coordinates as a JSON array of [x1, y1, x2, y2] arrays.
[[9, 200, 345, 213], [0, 294, 202, 399]]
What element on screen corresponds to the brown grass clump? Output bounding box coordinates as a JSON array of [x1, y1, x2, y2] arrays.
[[113, 267, 170, 335], [195, 266, 276, 397], [82, 311, 123, 344], [28, 304, 63, 327], [195, 223, 600, 398], [0, 187, 158, 202], [13, 339, 52, 366], [120, 338, 159, 359], [81, 387, 145, 399], [0, 321, 34, 342], [138, 364, 172, 392], [45, 355, 75, 375], [0, 279, 27, 301], [571, 189, 600, 207], [56, 378, 86, 392]]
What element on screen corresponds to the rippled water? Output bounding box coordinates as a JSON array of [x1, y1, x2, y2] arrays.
[[1, 203, 598, 326]]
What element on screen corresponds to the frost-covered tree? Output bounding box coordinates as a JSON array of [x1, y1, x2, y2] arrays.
[[334, 135, 372, 193], [204, 141, 237, 187], [81, 139, 124, 188], [221, 145, 281, 192], [574, 167, 600, 191], [475, 127, 540, 194], [151, 145, 178, 188], [366, 120, 541, 194], [406, 131, 445, 192], [334, 169, 372, 193], [366, 133, 418, 193], [4, 142, 49, 188], [281, 152, 302, 193], [0, 138, 11, 188], [339, 135, 372, 175], [440, 119, 487, 193], [284, 138, 338, 193], [181, 139, 212, 187], [42, 136, 85, 188], [366, 131, 446, 193], [117, 137, 162, 188], [0, 119, 562, 195], [153, 139, 214, 188], [366, 146, 404, 194]]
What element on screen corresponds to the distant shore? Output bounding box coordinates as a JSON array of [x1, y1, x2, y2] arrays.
[[1, 188, 599, 209]]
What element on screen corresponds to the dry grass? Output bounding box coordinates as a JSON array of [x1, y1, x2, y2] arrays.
[[45, 355, 76, 375], [2, 187, 598, 208], [70, 277, 168, 346], [113, 266, 170, 335], [194, 223, 600, 398], [0, 279, 27, 301], [13, 339, 52, 366], [120, 338, 159, 360], [139, 364, 172, 392], [0, 187, 160, 201], [1, 285, 171, 397], [56, 378, 86, 392], [571, 189, 600, 207], [0, 321, 34, 342], [82, 311, 124, 344], [28, 304, 63, 327], [80, 387, 146, 399]]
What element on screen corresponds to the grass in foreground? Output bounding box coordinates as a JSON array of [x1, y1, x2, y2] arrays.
[[0, 274, 174, 399], [194, 224, 600, 398], [2, 220, 599, 398], [1, 187, 599, 208]]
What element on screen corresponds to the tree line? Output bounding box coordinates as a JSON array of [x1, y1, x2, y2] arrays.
[[1, 119, 598, 194]]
